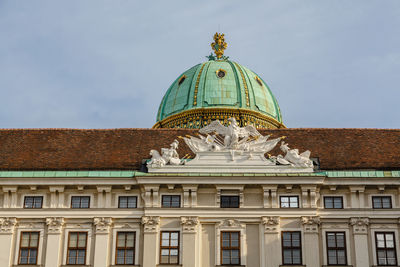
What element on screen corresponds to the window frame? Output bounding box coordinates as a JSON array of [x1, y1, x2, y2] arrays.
[[220, 195, 240, 208], [323, 196, 344, 209], [66, 231, 88, 265], [279, 196, 300, 208], [281, 231, 302, 265], [161, 195, 181, 208], [326, 231, 347, 266], [118, 196, 138, 209], [18, 231, 40, 265], [220, 231, 241, 265], [375, 232, 398, 266], [23, 196, 43, 209], [70, 196, 91, 209], [372, 196, 393, 209], [115, 231, 136, 265], [159, 231, 180, 265]]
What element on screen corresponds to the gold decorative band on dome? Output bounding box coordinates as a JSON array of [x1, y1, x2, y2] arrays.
[[233, 62, 250, 107], [153, 108, 286, 129], [193, 63, 206, 106]]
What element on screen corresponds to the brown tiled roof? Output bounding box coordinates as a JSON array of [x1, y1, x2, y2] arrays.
[[0, 128, 399, 171]]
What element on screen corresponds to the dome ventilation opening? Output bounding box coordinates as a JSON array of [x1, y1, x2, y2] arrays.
[[216, 69, 226, 79], [178, 75, 186, 86]]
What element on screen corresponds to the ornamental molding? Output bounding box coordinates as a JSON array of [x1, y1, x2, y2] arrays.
[[181, 216, 199, 233], [218, 219, 245, 229], [93, 217, 112, 234], [46, 217, 65, 234], [141, 216, 160, 233], [0, 217, 17, 234], [302, 216, 320, 233], [262, 216, 280, 233], [350, 217, 369, 234]]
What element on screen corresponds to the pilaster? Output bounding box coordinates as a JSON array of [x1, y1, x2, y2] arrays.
[[3, 186, 17, 208], [49, 186, 65, 208], [0, 217, 17, 267], [262, 216, 281, 267], [302, 216, 320, 267], [181, 216, 199, 267], [45, 217, 65, 267], [93, 217, 112, 267], [142, 216, 160, 267], [350, 217, 369, 267]]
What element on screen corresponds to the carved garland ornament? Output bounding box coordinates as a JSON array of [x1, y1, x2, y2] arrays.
[[218, 219, 245, 229], [0, 217, 17, 233], [262, 216, 280, 233], [141, 216, 160, 233], [46, 217, 65, 234], [301, 216, 320, 233], [94, 217, 112, 234], [350, 217, 369, 234], [181, 216, 199, 233]]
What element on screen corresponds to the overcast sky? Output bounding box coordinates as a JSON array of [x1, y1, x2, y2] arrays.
[[0, 1, 399, 129]]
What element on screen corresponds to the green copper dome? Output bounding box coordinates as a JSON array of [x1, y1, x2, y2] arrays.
[[154, 60, 284, 129]]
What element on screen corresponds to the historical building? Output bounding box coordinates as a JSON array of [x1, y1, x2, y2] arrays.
[[0, 33, 400, 267]]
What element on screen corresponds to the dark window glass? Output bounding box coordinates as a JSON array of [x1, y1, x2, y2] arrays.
[[324, 197, 343, 209], [373, 196, 392, 209], [282, 231, 302, 265], [376, 232, 397, 266], [19, 232, 39, 265], [221, 231, 240, 265], [220, 196, 240, 208], [118, 196, 137, 209], [71, 196, 90, 209], [67, 232, 87, 265], [24, 196, 43, 209], [116, 232, 135, 265], [326, 232, 347, 265], [162, 195, 180, 208], [280, 196, 299, 208], [160, 231, 179, 264]]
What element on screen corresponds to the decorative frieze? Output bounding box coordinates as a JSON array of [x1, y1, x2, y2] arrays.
[[141, 216, 160, 233], [350, 217, 369, 234], [46, 217, 65, 234], [218, 219, 245, 229], [94, 217, 112, 234], [0, 217, 17, 234], [302, 216, 320, 233], [181, 216, 199, 233], [262, 216, 280, 233]]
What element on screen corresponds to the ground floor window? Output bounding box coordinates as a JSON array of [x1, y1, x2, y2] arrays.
[[376, 232, 397, 266], [160, 231, 179, 264], [282, 231, 302, 265], [326, 232, 347, 265], [19, 231, 39, 265], [221, 231, 240, 265], [67, 232, 87, 265], [116, 232, 136, 265]]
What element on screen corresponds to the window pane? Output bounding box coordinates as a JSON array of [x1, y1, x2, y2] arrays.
[[19, 249, 29, 264], [30, 232, 39, 247], [171, 196, 180, 207], [68, 250, 77, 264], [337, 250, 346, 265], [71, 197, 80, 208], [387, 250, 396, 265], [336, 233, 345, 247], [231, 232, 239, 247], [290, 197, 298, 207], [126, 233, 135, 247], [77, 250, 85, 264], [231, 249, 240, 264], [81, 197, 89, 208], [373, 197, 381, 208], [24, 197, 33, 208], [327, 233, 336, 248], [334, 197, 343, 208], [221, 196, 230, 208], [127, 197, 137, 208], [292, 232, 300, 247], [328, 249, 337, 265], [170, 255, 178, 264], [171, 232, 179, 240], [162, 196, 171, 207], [222, 250, 230, 264], [280, 197, 289, 208], [69, 233, 78, 247], [119, 197, 127, 208], [222, 232, 230, 247], [117, 233, 126, 247], [21, 233, 30, 247], [28, 249, 37, 264], [161, 249, 169, 256], [126, 249, 134, 264], [382, 197, 391, 208], [78, 233, 87, 248], [170, 238, 178, 247], [160, 255, 169, 264], [283, 250, 292, 264], [34, 197, 42, 208], [116, 249, 125, 264], [292, 249, 301, 264], [325, 197, 333, 208]]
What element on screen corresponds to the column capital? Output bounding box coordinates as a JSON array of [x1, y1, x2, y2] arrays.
[[0, 217, 17, 234], [46, 217, 65, 234], [142, 216, 160, 233], [262, 216, 280, 233], [181, 216, 199, 233], [302, 216, 320, 233], [350, 217, 369, 234], [94, 217, 113, 234]]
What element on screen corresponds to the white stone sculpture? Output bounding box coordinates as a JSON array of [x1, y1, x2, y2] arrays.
[[271, 141, 313, 168], [147, 139, 182, 168]]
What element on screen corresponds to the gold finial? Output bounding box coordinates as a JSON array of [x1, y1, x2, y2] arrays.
[[211, 32, 227, 60]]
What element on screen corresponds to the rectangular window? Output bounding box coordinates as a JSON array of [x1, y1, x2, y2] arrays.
[[282, 231, 302, 265], [373, 196, 392, 209], [24, 196, 43, 209], [67, 232, 87, 265], [376, 232, 397, 266], [116, 232, 136, 265], [326, 232, 347, 265], [160, 231, 179, 264], [221, 231, 240, 265], [324, 196, 343, 209], [220, 196, 240, 208], [161, 195, 180, 208], [118, 196, 137, 209], [280, 196, 299, 208], [71, 196, 90, 209], [18, 232, 39, 265]]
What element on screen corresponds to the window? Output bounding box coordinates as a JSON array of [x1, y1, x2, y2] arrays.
[[116, 232, 136, 265], [71, 196, 90, 209], [324, 196, 343, 209], [280, 196, 299, 208], [18, 232, 39, 265], [220, 196, 240, 208], [376, 232, 397, 266], [326, 232, 347, 265], [162, 195, 180, 208], [282, 231, 302, 265], [160, 231, 179, 264], [221, 231, 240, 265], [24, 196, 43, 209], [373, 196, 392, 209], [118, 196, 137, 209], [67, 232, 87, 265]]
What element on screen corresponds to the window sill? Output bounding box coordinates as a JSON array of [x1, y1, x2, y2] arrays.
[[279, 265, 306, 267], [13, 265, 43, 267], [157, 265, 182, 267], [322, 265, 353, 267], [60, 265, 91, 267], [111, 265, 140, 267], [216, 265, 245, 267]]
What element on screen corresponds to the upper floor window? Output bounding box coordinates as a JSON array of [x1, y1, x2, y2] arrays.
[[19, 231, 39, 265], [116, 232, 136, 265], [160, 231, 179, 264], [220, 196, 240, 208], [324, 196, 343, 209], [282, 231, 302, 265], [280, 196, 299, 208], [24, 196, 43, 209], [118, 196, 137, 209], [326, 232, 347, 265], [373, 196, 392, 209], [221, 231, 240, 265], [162, 195, 180, 208], [67, 232, 87, 265], [376, 232, 397, 266], [71, 196, 90, 209]]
